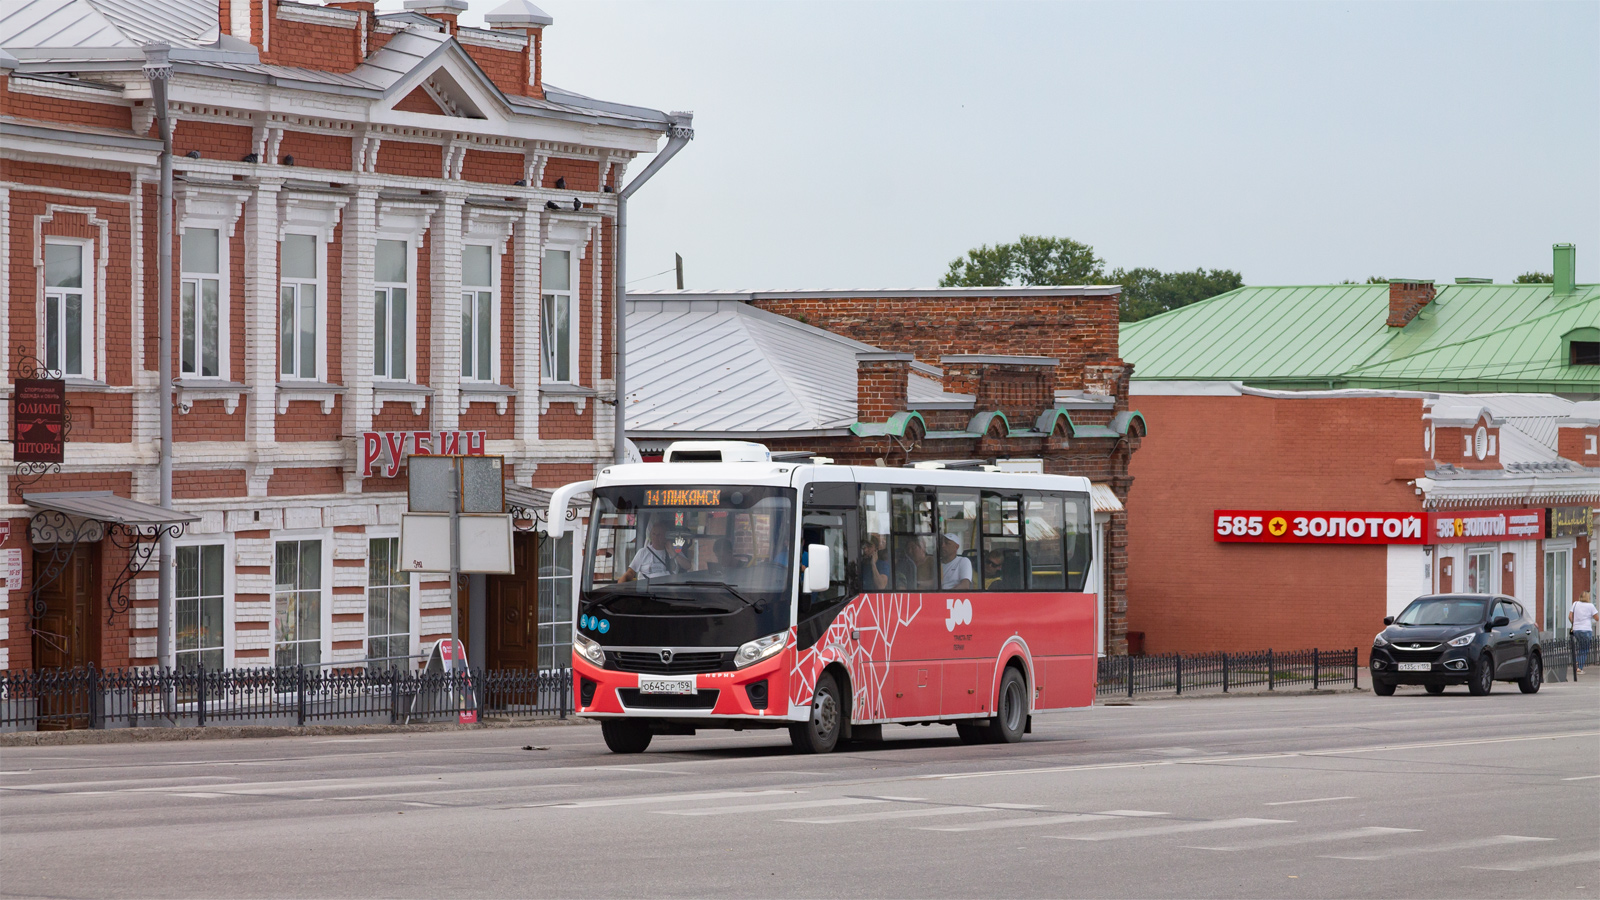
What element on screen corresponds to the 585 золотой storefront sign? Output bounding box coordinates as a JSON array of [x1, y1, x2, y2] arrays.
[[1214, 509, 1546, 545]]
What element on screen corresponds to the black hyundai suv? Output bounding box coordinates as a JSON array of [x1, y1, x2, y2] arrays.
[[1370, 594, 1543, 696]]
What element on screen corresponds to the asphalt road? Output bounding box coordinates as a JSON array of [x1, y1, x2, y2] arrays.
[[3, 682, 1597, 899]]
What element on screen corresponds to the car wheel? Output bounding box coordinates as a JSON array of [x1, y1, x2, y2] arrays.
[[1468, 654, 1495, 696], [1425, 684, 1446, 695], [1518, 652, 1542, 694], [984, 667, 1028, 744], [955, 721, 988, 745], [1372, 680, 1396, 696], [601, 719, 653, 754], [789, 671, 843, 754]]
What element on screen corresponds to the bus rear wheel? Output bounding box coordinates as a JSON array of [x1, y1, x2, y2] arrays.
[[601, 719, 653, 754], [790, 671, 843, 754], [985, 667, 1028, 744]]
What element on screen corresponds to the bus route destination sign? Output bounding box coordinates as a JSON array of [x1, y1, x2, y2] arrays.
[[12, 378, 66, 464], [644, 488, 722, 507]]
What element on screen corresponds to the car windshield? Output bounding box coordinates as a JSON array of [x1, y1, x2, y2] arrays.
[[1396, 597, 1489, 626], [584, 485, 795, 614]]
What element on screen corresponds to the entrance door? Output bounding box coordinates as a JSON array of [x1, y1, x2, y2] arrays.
[[486, 532, 539, 671], [32, 545, 100, 730], [1545, 548, 1571, 638]]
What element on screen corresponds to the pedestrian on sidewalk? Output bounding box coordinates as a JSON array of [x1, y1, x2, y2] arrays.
[[1570, 590, 1596, 674]]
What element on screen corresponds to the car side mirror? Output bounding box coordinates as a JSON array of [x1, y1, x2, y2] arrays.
[[1383, 616, 1395, 626], [804, 544, 831, 593], [1491, 616, 1510, 628]]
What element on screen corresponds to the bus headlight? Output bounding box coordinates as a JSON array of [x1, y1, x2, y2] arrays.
[[574, 632, 606, 665], [734, 632, 787, 668]]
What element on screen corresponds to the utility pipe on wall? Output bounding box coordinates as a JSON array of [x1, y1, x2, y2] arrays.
[[145, 47, 176, 669], [612, 112, 693, 464]]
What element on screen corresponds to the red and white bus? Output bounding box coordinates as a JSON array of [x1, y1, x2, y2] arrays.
[[549, 442, 1098, 754]]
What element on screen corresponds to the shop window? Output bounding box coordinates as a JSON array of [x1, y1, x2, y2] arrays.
[[175, 544, 225, 672], [1465, 549, 1493, 593], [180, 228, 224, 378], [43, 240, 93, 378], [537, 533, 573, 671], [275, 539, 323, 667], [461, 244, 498, 383], [280, 233, 320, 380], [366, 537, 411, 670], [541, 248, 575, 383], [374, 239, 411, 381]]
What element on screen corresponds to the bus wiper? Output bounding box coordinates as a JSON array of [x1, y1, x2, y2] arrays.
[[689, 581, 763, 612]]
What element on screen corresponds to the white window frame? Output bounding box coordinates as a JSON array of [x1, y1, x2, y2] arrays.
[[172, 532, 236, 669], [272, 530, 334, 668], [279, 231, 327, 382], [460, 242, 501, 384], [541, 245, 579, 385], [41, 238, 95, 379], [179, 226, 229, 380], [1465, 547, 1494, 594], [373, 238, 418, 382], [1544, 539, 1575, 636], [365, 531, 420, 669]]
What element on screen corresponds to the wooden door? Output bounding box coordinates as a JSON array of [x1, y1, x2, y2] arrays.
[[486, 533, 539, 671], [32, 545, 100, 730]]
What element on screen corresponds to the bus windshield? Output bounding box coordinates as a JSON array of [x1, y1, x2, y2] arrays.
[[584, 485, 796, 615]]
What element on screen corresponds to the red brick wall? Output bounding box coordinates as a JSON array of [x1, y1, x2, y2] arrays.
[[261, 3, 363, 72], [1, 78, 132, 130], [277, 400, 343, 441], [1125, 394, 1426, 660], [460, 401, 515, 439], [529, 462, 599, 489], [173, 121, 253, 162], [1558, 427, 1599, 465], [278, 130, 352, 171], [268, 466, 344, 496], [461, 149, 523, 186], [542, 157, 600, 192], [540, 403, 593, 440], [943, 360, 1055, 424], [462, 44, 527, 98], [376, 140, 442, 179], [393, 88, 446, 116], [173, 469, 249, 498], [857, 359, 909, 422]]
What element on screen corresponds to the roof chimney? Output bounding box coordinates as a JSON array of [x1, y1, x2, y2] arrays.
[[485, 0, 552, 97], [1386, 279, 1435, 328], [1554, 243, 1576, 296], [404, 0, 469, 33]]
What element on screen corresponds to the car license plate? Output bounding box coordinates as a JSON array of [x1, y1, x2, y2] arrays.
[[638, 676, 696, 695], [1397, 662, 1432, 672]]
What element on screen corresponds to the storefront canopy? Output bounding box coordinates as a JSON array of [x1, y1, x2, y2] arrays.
[[23, 492, 198, 526]]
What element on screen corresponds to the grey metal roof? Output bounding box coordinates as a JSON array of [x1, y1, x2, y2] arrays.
[[0, 0, 217, 53], [626, 299, 876, 437], [24, 491, 200, 525]]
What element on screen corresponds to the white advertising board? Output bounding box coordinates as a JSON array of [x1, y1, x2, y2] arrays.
[[399, 513, 515, 574]]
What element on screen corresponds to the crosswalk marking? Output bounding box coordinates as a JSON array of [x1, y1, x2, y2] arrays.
[[660, 797, 884, 816], [1465, 850, 1600, 872], [1322, 834, 1553, 861], [1186, 826, 1421, 851], [552, 789, 797, 809], [1052, 818, 1290, 842]]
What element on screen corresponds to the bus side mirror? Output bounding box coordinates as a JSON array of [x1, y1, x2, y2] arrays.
[[804, 544, 831, 593]]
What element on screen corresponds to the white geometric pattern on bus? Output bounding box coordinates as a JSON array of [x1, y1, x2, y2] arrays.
[[788, 593, 923, 719]]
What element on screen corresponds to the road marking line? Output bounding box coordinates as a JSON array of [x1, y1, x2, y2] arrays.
[[1465, 850, 1600, 871], [785, 806, 993, 825], [1264, 796, 1356, 806], [921, 813, 1118, 832], [1051, 817, 1290, 842], [1098, 809, 1170, 817], [1322, 834, 1553, 860], [1560, 774, 1600, 781], [550, 789, 797, 809], [660, 797, 883, 816], [1186, 826, 1421, 851]]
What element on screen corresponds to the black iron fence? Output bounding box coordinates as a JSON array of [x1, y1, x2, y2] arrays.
[[0, 665, 570, 733], [1097, 648, 1360, 699]]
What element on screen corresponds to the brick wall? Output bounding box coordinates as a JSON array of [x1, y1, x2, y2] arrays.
[[278, 130, 353, 171], [376, 140, 443, 179], [941, 359, 1056, 425], [542, 157, 600, 192], [173, 469, 249, 499], [173, 121, 253, 162], [267, 466, 344, 496], [393, 87, 447, 117], [462, 149, 524, 185], [856, 357, 910, 422], [2, 77, 132, 130]]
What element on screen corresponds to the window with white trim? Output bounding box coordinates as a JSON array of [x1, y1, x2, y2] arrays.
[[1466, 548, 1493, 594], [367, 537, 412, 670], [275, 539, 323, 667], [374, 239, 410, 381], [541, 248, 575, 383], [181, 227, 224, 378], [280, 233, 320, 380], [43, 240, 92, 377], [461, 243, 497, 382], [175, 544, 225, 672], [538, 532, 574, 670]]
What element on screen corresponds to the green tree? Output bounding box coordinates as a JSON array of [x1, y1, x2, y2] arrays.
[[1514, 272, 1553, 283], [940, 235, 1104, 287], [1115, 267, 1244, 322]]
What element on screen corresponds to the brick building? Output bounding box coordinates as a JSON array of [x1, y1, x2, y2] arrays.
[[1120, 254, 1600, 660], [626, 290, 1145, 654], [1, 0, 688, 675]]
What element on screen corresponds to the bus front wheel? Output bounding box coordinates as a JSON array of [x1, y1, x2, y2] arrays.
[[984, 667, 1027, 744], [601, 719, 653, 754], [790, 671, 843, 754]]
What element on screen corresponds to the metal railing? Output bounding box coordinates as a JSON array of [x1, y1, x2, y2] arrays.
[[0, 665, 570, 733], [1096, 648, 1360, 699]]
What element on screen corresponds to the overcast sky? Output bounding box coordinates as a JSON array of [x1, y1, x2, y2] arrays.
[[442, 1, 1599, 290]]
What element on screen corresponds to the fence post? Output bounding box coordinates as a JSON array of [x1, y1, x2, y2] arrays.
[[296, 665, 307, 727], [1313, 648, 1319, 691], [88, 664, 102, 730], [390, 669, 400, 725], [1571, 635, 1578, 682], [1175, 655, 1182, 696], [1222, 652, 1229, 693], [1127, 653, 1135, 698], [1267, 649, 1275, 691], [197, 661, 206, 727]]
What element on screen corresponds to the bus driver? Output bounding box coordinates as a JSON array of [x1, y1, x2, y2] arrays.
[[620, 515, 688, 581]]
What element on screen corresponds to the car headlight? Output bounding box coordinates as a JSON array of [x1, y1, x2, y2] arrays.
[[1447, 633, 1476, 648], [573, 631, 606, 665], [734, 632, 787, 668], [1374, 633, 1390, 647]]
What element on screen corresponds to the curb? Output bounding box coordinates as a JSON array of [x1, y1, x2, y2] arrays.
[[1095, 687, 1364, 705], [0, 716, 596, 747]]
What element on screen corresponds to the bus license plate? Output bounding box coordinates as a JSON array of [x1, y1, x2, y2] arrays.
[[1397, 662, 1431, 672], [639, 677, 696, 695]]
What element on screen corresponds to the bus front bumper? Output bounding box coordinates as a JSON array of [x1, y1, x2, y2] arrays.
[[572, 651, 796, 723]]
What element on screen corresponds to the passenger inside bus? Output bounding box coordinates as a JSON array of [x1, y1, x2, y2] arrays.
[[938, 533, 975, 590], [704, 537, 739, 574], [894, 536, 935, 590], [860, 533, 891, 591]]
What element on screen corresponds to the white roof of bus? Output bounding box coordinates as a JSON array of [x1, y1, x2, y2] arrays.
[[595, 462, 1092, 494]]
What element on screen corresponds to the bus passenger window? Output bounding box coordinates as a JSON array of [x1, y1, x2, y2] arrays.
[[1024, 493, 1065, 590], [980, 492, 1024, 591], [859, 487, 892, 592], [1063, 494, 1093, 592], [937, 490, 978, 591], [891, 489, 936, 591]]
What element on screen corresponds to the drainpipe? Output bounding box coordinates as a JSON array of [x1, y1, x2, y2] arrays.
[[613, 112, 693, 464], [145, 46, 176, 670]]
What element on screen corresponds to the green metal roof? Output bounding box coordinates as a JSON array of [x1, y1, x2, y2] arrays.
[[1120, 282, 1600, 393]]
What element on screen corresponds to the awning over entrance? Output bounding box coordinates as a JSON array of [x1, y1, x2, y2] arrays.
[[1090, 483, 1124, 514], [23, 492, 199, 526]]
